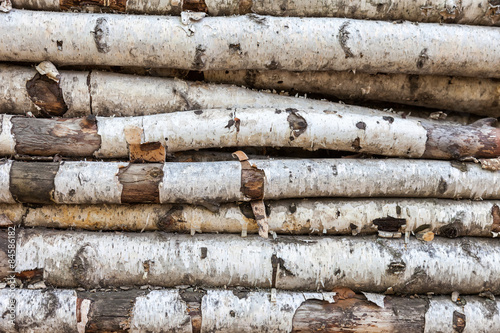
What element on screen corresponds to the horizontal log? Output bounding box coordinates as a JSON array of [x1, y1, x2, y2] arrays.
[[2, 10, 500, 77], [7, 0, 500, 26], [1, 288, 499, 332], [1, 109, 499, 159], [204, 70, 500, 118], [8, 229, 500, 293], [0, 64, 403, 118], [1, 159, 499, 205], [1, 199, 499, 237]]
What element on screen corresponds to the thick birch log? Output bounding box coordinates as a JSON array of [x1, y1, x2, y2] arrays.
[[2, 109, 500, 159], [0, 64, 429, 119], [1, 159, 499, 205], [204, 70, 500, 118], [7, 0, 500, 26], [1, 199, 499, 237], [7, 229, 500, 293], [1, 288, 500, 332], [2, 11, 500, 78]]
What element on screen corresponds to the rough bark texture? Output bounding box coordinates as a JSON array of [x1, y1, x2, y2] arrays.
[[204, 69, 500, 117], [7, 229, 500, 294], [2, 109, 500, 159], [2, 288, 500, 332], [2, 11, 500, 77], [7, 0, 500, 26], [1, 159, 499, 204], [0, 199, 498, 237]]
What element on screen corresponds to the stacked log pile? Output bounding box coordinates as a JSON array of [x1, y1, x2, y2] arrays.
[[0, 0, 499, 331]]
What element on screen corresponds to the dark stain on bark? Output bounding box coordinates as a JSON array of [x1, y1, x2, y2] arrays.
[[387, 261, 406, 275], [10, 162, 59, 204], [225, 119, 235, 129], [200, 247, 207, 259], [416, 48, 429, 69], [356, 121, 366, 130], [194, 110, 203, 115], [408, 75, 420, 96], [93, 18, 111, 54], [72, 244, 97, 289], [373, 217, 406, 232], [244, 70, 257, 88], [453, 311, 466, 333], [438, 177, 448, 194], [286, 109, 307, 138], [247, 13, 267, 25], [193, 45, 206, 70], [351, 137, 361, 151], [439, 222, 463, 238], [265, 60, 280, 70], [382, 116, 394, 124], [271, 254, 294, 288], [492, 205, 500, 233], [450, 160, 468, 172], [157, 205, 185, 231], [232, 289, 250, 299], [338, 21, 354, 59], [26, 73, 68, 117], [182, 0, 208, 12], [229, 43, 241, 52]]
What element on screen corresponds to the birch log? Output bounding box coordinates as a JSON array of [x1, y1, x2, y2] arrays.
[[0, 65, 431, 119], [6, 229, 500, 293], [1, 159, 500, 205], [204, 70, 500, 117], [7, 0, 500, 26], [2, 11, 500, 78], [2, 109, 500, 159], [1, 199, 499, 237], [1, 288, 500, 332]]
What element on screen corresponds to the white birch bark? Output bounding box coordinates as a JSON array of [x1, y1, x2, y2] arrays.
[[204, 69, 500, 117], [1, 10, 500, 77], [13, 230, 500, 293], [8, 0, 500, 26], [0, 161, 15, 204], [9, 199, 498, 237], [0, 289, 78, 333], [0, 115, 15, 156]]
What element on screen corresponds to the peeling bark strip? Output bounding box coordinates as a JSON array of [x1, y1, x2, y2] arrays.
[[2, 289, 500, 333], [1, 159, 500, 204], [2, 11, 500, 77], [2, 199, 499, 237], [9, 229, 500, 293], [204, 70, 500, 118], [3, 109, 500, 159], [6, 0, 500, 25]]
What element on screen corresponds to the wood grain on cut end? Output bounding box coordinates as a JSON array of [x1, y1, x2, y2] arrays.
[[118, 163, 163, 203], [9, 162, 59, 204], [11, 116, 101, 157]]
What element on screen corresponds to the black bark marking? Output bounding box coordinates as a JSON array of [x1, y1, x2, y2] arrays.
[[265, 60, 280, 70], [56, 40, 63, 51], [10, 162, 59, 204], [351, 137, 361, 151], [200, 247, 207, 259], [331, 165, 338, 176], [450, 161, 468, 172], [72, 244, 98, 289], [416, 48, 429, 69], [193, 45, 206, 70], [373, 217, 406, 232], [271, 254, 294, 288], [288, 203, 297, 213], [356, 121, 366, 130], [438, 177, 448, 194], [157, 205, 184, 231], [238, 202, 271, 219], [225, 119, 235, 129], [93, 18, 110, 54], [338, 21, 354, 58], [194, 110, 203, 115], [243, 70, 257, 88], [387, 261, 406, 275], [229, 43, 241, 51], [247, 13, 267, 25], [439, 222, 463, 238], [26, 73, 68, 117], [286, 109, 307, 138], [382, 116, 394, 124], [453, 311, 466, 333]]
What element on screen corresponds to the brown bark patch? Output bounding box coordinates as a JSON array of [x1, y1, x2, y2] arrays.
[[372, 217, 406, 232], [453, 311, 466, 333], [182, 0, 208, 12], [118, 164, 163, 203], [10, 162, 59, 204], [492, 205, 500, 233], [239, 0, 252, 14], [129, 142, 166, 162], [11, 116, 101, 157], [26, 73, 68, 117], [60, 0, 126, 11], [241, 168, 265, 200]]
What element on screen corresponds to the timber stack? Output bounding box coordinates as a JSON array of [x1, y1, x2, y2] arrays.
[[0, 0, 499, 331]]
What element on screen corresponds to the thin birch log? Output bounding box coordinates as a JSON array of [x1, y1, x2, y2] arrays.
[[0, 64, 428, 119], [2, 11, 500, 78], [7, 229, 500, 293], [1, 159, 499, 205], [7, 0, 500, 26], [1, 288, 500, 333], [2, 109, 500, 159], [204, 70, 500, 118], [1, 199, 499, 237]]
